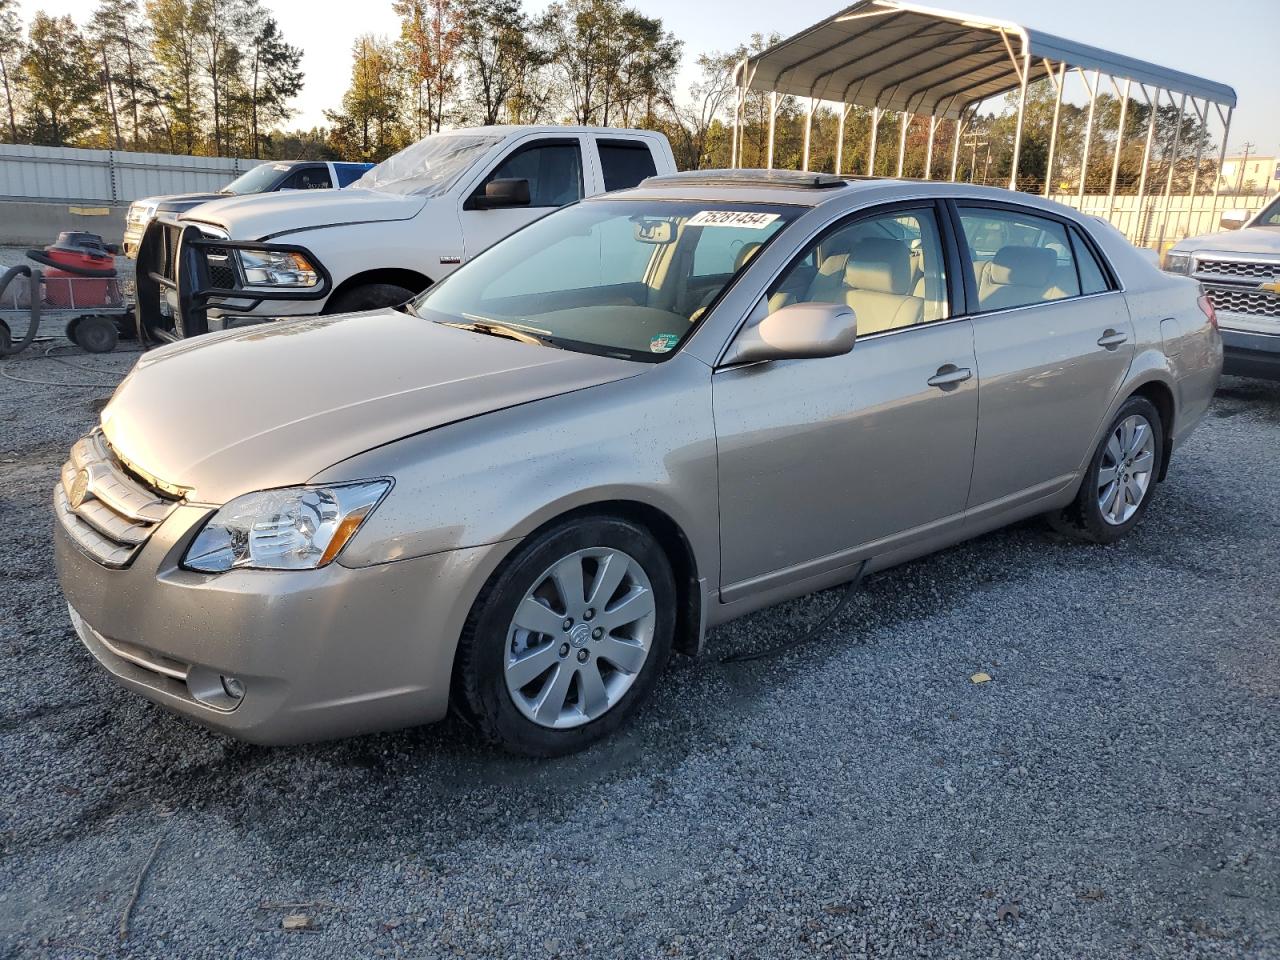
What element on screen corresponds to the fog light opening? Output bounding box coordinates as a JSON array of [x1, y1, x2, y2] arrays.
[[220, 676, 246, 701]]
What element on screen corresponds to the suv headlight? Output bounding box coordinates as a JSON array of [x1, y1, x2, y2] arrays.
[[237, 248, 319, 286], [1162, 251, 1192, 275], [183, 480, 391, 572]]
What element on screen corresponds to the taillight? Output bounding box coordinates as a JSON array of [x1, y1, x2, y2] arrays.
[[1197, 292, 1218, 329]]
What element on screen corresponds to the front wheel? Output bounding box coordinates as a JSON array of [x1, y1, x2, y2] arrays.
[[1050, 395, 1164, 544], [453, 517, 675, 757]]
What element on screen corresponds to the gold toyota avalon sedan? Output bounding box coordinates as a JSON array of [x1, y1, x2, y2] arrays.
[[54, 170, 1222, 756]]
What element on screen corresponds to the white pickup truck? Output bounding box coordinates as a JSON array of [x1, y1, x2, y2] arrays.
[[136, 126, 677, 341]]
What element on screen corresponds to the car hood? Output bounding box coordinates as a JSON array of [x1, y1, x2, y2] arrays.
[[151, 193, 226, 212], [1172, 226, 1280, 257], [177, 189, 428, 240], [100, 309, 641, 503]]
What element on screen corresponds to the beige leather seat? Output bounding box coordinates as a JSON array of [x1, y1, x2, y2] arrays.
[[841, 238, 924, 334], [977, 245, 1059, 311]]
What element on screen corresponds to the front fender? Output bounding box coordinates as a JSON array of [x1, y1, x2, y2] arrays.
[[313, 353, 720, 586]]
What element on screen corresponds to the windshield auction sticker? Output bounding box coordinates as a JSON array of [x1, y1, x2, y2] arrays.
[[686, 210, 780, 229], [650, 333, 680, 353]]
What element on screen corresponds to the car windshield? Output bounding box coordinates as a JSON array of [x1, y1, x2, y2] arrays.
[[411, 199, 799, 361], [220, 162, 290, 195], [351, 134, 502, 197]]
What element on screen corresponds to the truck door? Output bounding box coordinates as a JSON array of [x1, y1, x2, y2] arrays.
[[460, 137, 587, 261]]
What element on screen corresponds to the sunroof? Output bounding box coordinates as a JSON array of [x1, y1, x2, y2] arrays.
[[641, 169, 849, 190]]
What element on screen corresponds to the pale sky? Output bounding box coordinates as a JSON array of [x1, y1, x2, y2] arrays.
[[16, 0, 1279, 156]]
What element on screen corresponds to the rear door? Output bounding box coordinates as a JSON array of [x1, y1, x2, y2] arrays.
[[460, 136, 587, 260], [591, 137, 659, 194], [952, 202, 1134, 515]]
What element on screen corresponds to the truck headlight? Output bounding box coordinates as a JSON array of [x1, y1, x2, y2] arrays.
[[1162, 251, 1192, 275], [127, 201, 158, 226], [183, 480, 391, 572], [236, 248, 319, 286]]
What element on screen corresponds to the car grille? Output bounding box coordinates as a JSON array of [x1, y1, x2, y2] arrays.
[[55, 430, 180, 568], [1195, 257, 1279, 282], [205, 247, 238, 290], [1202, 283, 1280, 320]]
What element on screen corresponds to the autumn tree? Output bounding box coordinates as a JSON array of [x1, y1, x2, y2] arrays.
[[20, 13, 100, 146], [455, 0, 550, 126], [394, 0, 462, 136], [0, 0, 23, 143], [325, 35, 404, 161]]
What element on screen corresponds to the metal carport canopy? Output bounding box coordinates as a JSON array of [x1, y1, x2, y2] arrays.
[[738, 0, 1237, 118]]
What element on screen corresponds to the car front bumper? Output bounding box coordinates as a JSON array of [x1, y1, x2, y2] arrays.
[[1221, 327, 1280, 380], [55, 493, 513, 744]]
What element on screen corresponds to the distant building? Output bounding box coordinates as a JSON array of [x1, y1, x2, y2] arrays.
[[1218, 154, 1280, 193]]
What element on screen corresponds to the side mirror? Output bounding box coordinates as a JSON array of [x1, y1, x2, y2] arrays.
[[1220, 209, 1249, 230], [474, 178, 531, 210], [722, 301, 857, 366]]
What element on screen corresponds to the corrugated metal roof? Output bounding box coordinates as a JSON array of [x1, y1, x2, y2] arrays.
[[738, 0, 1237, 116]]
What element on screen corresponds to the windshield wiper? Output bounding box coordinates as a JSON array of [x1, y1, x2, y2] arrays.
[[435, 317, 558, 348]]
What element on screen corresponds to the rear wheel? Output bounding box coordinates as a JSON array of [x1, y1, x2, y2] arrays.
[[1050, 395, 1163, 544], [454, 516, 675, 756], [324, 283, 416, 314]]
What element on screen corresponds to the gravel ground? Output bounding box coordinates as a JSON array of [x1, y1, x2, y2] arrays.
[[1, 343, 1278, 960]]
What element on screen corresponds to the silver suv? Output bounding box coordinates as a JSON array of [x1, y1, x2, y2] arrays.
[[1164, 194, 1280, 379]]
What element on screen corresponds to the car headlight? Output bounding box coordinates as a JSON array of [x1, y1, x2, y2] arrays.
[[1162, 251, 1192, 275], [236, 248, 319, 286], [127, 202, 158, 226], [183, 480, 391, 572]]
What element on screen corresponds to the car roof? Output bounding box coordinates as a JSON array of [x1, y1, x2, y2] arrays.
[[446, 124, 663, 138]]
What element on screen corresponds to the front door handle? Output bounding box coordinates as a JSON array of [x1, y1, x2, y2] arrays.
[[1097, 329, 1129, 349], [927, 364, 973, 389]]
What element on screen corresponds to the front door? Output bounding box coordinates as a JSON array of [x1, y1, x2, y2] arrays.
[[460, 138, 586, 261], [953, 203, 1136, 512], [713, 204, 979, 594]]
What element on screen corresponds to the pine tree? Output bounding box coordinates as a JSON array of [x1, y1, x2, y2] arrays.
[[20, 13, 100, 146], [0, 0, 23, 142], [244, 7, 302, 158]]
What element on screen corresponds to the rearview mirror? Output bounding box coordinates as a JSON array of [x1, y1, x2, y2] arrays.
[[474, 178, 531, 209], [722, 302, 857, 366], [1220, 209, 1250, 230]]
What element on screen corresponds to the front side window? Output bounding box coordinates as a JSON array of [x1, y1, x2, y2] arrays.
[[284, 166, 331, 190], [599, 141, 657, 192], [767, 207, 949, 336], [475, 142, 584, 208], [958, 206, 1082, 312], [413, 200, 798, 361]]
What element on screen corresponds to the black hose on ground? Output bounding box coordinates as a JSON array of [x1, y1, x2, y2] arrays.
[[0, 265, 42, 356], [24, 249, 118, 278]]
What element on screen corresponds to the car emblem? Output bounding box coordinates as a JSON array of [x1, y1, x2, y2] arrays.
[[1261, 281, 1280, 295], [68, 470, 91, 509]]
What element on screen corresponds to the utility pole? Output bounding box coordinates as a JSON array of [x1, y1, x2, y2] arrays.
[[963, 130, 989, 183], [1235, 141, 1255, 193]]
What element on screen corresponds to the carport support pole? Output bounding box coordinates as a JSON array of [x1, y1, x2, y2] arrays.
[[1134, 87, 1159, 244], [802, 97, 815, 172], [1105, 78, 1132, 221], [896, 112, 909, 177], [1210, 105, 1233, 226], [924, 115, 938, 180], [731, 58, 748, 169], [1077, 69, 1100, 203], [834, 103, 851, 175], [1187, 98, 1207, 203], [1158, 91, 1188, 250], [949, 112, 965, 182], [1007, 49, 1031, 191], [1043, 61, 1065, 197], [867, 106, 881, 176], [766, 91, 778, 170]]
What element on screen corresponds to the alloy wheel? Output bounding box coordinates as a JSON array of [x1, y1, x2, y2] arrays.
[[1097, 413, 1156, 526], [503, 547, 656, 729]]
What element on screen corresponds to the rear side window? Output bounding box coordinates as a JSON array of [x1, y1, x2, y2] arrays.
[[957, 206, 1082, 312], [334, 164, 368, 187], [1069, 226, 1112, 294], [598, 141, 657, 192]]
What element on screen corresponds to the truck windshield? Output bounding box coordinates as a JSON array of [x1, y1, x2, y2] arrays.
[[221, 163, 290, 195], [351, 134, 502, 197], [411, 199, 798, 362]]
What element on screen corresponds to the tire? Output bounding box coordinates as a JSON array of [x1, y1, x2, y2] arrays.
[[73, 315, 119, 354], [1050, 395, 1164, 544], [453, 516, 676, 757], [324, 283, 416, 314], [0, 320, 10, 354]]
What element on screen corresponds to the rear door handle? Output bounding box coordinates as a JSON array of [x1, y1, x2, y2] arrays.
[[1097, 329, 1129, 349], [927, 364, 972, 389]]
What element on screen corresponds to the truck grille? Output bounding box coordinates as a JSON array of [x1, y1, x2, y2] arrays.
[[1195, 258, 1279, 282], [55, 430, 179, 568], [1202, 283, 1280, 320]]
